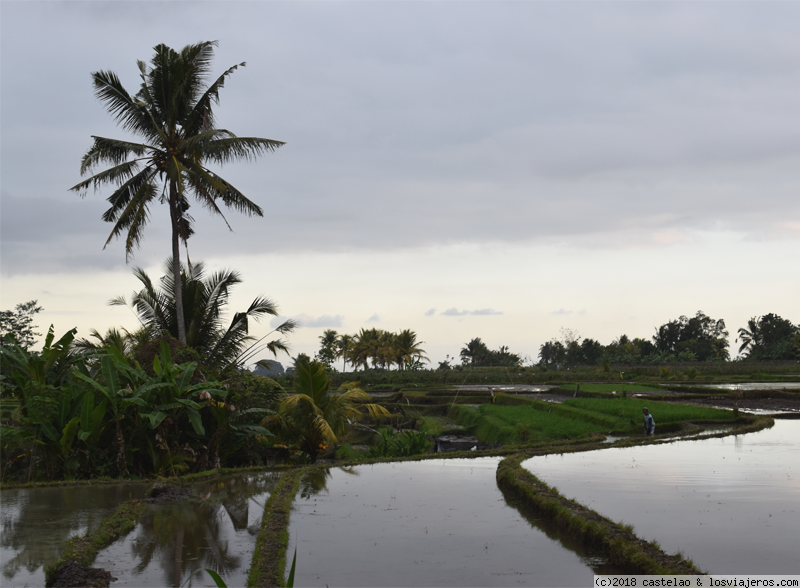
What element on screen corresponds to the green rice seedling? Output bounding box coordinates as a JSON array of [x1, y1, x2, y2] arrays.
[[563, 398, 734, 425], [515, 423, 532, 443]]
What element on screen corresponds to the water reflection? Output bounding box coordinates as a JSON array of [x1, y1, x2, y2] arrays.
[[94, 472, 280, 587], [523, 420, 800, 574], [0, 483, 148, 587], [287, 458, 618, 587]]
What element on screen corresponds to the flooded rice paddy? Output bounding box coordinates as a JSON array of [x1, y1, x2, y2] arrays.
[[0, 483, 148, 587], [286, 457, 618, 587], [93, 472, 280, 587], [522, 420, 800, 574], [3, 422, 798, 586]]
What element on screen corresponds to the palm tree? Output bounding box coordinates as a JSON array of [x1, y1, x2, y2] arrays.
[[337, 333, 354, 372], [460, 337, 489, 366], [316, 329, 339, 367], [263, 358, 390, 461], [70, 41, 284, 344], [112, 258, 294, 370], [393, 329, 428, 370]]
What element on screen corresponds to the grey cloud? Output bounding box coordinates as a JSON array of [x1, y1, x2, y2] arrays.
[[550, 309, 573, 316], [424, 308, 436, 316], [440, 308, 469, 317], [365, 314, 380, 323], [270, 314, 344, 329], [441, 308, 502, 317]]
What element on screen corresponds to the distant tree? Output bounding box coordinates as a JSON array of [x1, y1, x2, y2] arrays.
[[316, 329, 339, 368], [337, 333, 354, 372], [460, 337, 490, 366], [538, 340, 565, 367], [0, 300, 43, 350], [653, 311, 729, 362], [71, 41, 284, 344], [580, 338, 604, 364], [393, 329, 428, 370], [737, 314, 799, 360]]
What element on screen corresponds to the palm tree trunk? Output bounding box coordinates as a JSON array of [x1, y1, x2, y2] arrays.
[[169, 183, 187, 344]]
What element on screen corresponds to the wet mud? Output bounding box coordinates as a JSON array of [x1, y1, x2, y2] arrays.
[[46, 561, 115, 588]]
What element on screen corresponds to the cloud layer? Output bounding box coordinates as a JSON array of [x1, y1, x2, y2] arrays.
[[2, 2, 800, 276]]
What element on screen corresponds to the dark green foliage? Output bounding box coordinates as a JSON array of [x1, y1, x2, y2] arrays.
[[459, 337, 521, 367], [364, 427, 432, 458], [0, 300, 42, 351], [112, 258, 295, 371], [343, 328, 428, 371], [738, 314, 799, 361], [1, 340, 275, 482], [653, 311, 729, 362]]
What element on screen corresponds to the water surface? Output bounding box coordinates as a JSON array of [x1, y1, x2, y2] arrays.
[[94, 472, 280, 587], [287, 458, 616, 587], [523, 421, 800, 574], [0, 483, 148, 587]]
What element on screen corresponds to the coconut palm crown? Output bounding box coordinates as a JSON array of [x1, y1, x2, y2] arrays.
[[111, 258, 295, 370], [70, 41, 284, 343]]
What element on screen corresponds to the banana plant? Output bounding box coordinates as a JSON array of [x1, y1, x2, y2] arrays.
[[0, 326, 79, 398]]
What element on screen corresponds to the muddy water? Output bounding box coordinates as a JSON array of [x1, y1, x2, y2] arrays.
[[94, 472, 280, 587], [523, 420, 800, 574], [287, 458, 619, 587], [0, 483, 148, 587]]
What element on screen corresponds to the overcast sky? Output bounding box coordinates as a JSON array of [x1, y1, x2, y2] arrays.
[[1, 1, 798, 366]]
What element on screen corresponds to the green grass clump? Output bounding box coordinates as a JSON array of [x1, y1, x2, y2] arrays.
[[563, 398, 734, 424]]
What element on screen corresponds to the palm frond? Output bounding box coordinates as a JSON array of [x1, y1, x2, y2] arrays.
[[100, 165, 158, 222], [204, 136, 285, 165], [184, 60, 244, 134], [102, 181, 158, 260], [91, 70, 157, 139]]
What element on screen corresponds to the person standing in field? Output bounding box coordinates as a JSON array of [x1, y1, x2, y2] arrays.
[[642, 407, 655, 437]]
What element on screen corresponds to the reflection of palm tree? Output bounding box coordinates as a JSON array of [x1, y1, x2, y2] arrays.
[[1, 485, 143, 581], [130, 474, 280, 586]]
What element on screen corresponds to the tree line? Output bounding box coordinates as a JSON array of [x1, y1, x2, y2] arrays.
[[537, 311, 800, 367], [314, 328, 428, 371]]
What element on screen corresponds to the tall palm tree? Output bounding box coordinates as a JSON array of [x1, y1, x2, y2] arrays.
[[70, 41, 284, 343], [112, 258, 294, 370]]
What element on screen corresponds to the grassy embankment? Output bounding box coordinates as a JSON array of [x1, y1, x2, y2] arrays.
[[496, 455, 703, 574], [44, 499, 145, 585], [248, 468, 303, 588]]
